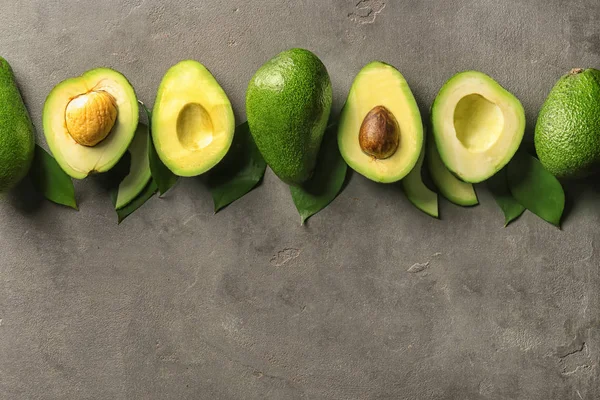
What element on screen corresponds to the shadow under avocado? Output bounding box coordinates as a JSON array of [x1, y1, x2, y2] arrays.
[[339, 167, 354, 194], [90, 151, 131, 204], [561, 173, 600, 222], [202, 121, 267, 212], [5, 175, 45, 215], [295, 128, 345, 195]]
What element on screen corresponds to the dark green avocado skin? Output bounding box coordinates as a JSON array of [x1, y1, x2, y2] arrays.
[[535, 68, 600, 179], [246, 48, 332, 186], [0, 57, 35, 192]]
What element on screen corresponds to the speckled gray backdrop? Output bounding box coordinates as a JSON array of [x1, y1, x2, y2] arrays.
[[0, 1, 599, 399]]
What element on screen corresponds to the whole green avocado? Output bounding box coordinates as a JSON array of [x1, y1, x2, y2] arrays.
[[0, 57, 35, 192], [246, 48, 332, 185], [535, 68, 600, 178]]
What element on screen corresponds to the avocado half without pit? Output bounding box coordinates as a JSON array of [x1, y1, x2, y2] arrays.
[[152, 60, 235, 177], [43, 68, 139, 179], [338, 61, 424, 183], [431, 71, 525, 183]]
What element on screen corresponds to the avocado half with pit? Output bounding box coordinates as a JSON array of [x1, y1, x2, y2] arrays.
[[338, 61, 423, 183], [152, 60, 235, 177], [43, 68, 138, 179], [431, 71, 525, 183]]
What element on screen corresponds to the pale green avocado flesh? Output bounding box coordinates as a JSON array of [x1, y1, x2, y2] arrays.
[[152, 60, 235, 177], [115, 123, 152, 209], [431, 71, 525, 183], [43, 68, 138, 179], [402, 134, 438, 218], [427, 137, 478, 206], [338, 61, 423, 183]]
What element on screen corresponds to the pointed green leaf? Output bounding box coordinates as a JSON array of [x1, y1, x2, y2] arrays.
[[140, 101, 178, 195], [29, 145, 77, 209], [487, 168, 525, 226], [116, 179, 158, 224], [290, 126, 348, 225], [507, 151, 564, 227], [207, 122, 267, 212]]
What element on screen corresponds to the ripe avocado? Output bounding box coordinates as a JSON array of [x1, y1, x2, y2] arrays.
[[534, 68, 600, 178], [43, 68, 138, 179], [0, 57, 35, 192], [246, 48, 332, 186], [152, 60, 235, 177], [338, 62, 423, 183], [431, 71, 525, 183], [427, 137, 478, 206], [402, 133, 438, 218]]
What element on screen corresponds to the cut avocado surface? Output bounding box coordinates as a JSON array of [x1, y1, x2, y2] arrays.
[[115, 123, 152, 209], [402, 133, 438, 218], [152, 60, 235, 177], [43, 68, 138, 179], [431, 71, 525, 183], [427, 137, 478, 206], [246, 48, 332, 186], [338, 61, 423, 183]]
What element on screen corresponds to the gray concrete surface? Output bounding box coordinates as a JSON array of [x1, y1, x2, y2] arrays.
[[1, 0, 599, 399]]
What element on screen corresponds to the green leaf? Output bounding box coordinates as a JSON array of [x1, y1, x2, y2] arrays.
[[116, 179, 158, 224], [487, 168, 525, 226], [29, 145, 77, 209], [290, 126, 348, 225], [140, 101, 178, 195], [507, 151, 565, 227], [207, 122, 267, 212]]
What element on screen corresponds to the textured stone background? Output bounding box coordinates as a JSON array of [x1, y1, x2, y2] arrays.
[[1, 1, 599, 399]]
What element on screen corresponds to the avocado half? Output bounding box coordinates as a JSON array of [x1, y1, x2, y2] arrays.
[[338, 61, 423, 183], [152, 60, 235, 177], [427, 137, 478, 206], [115, 123, 152, 209], [431, 71, 525, 183], [43, 68, 138, 179], [402, 132, 439, 218]]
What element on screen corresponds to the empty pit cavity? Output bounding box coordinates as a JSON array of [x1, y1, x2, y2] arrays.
[[453, 94, 504, 152], [177, 103, 214, 150]]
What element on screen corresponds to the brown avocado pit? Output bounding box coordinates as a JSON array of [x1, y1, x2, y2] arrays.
[[358, 105, 400, 159], [65, 90, 118, 147]]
